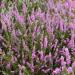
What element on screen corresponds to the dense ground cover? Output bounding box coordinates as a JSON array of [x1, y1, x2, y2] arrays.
[[0, 0, 75, 75]]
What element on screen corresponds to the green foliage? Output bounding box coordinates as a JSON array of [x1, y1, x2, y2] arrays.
[[12, 62, 18, 70], [3, 31, 11, 43], [3, 67, 12, 75], [24, 67, 32, 75]]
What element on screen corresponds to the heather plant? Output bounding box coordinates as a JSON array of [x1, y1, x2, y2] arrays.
[[0, 0, 75, 75]]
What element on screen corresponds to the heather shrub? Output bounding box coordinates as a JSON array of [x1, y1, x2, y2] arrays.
[[0, 0, 75, 75]]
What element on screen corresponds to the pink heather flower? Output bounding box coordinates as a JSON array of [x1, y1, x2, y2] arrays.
[[44, 53, 51, 63], [56, 1, 62, 11], [32, 50, 36, 59], [22, 59, 25, 64], [36, 8, 41, 17], [22, 41, 26, 49], [70, 0, 75, 8], [64, 1, 70, 8], [68, 40, 74, 49], [30, 14, 35, 22], [69, 23, 75, 30], [19, 70, 24, 75], [42, 68, 50, 73], [34, 25, 37, 32], [1, 19, 7, 31], [0, 35, 4, 40], [49, 52, 51, 58], [26, 62, 34, 72], [28, 15, 32, 24], [11, 56, 17, 63], [1, 1, 5, 7], [66, 56, 71, 65], [12, 29, 16, 38], [60, 56, 66, 67], [53, 68, 61, 74], [47, 0, 54, 9], [30, 9, 35, 22], [64, 47, 70, 55], [36, 27, 40, 36], [45, 52, 52, 63], [6, 63, 11, 69], [1, 13, 11, 27], [46, 12, 50, 26], [18, 64, 25, 70], [39, 51, 44, 61], [63, 24, 67, 32], [64, 48, 71, 65], [18, 64, 22, 70], [22, 2, 27, 14], [54, 39, 58, 49], [12, 47, 17, 52], [71, 30, 75, 48], [60, 20, 64, 31], [40, 41, 43, 49], [32, 32, 35, 41], [18, 15, 25, 25], [67, 67, 73, 74], [39, 12, 45, 22], [46, 13, 53, 35], [13, 7, 25, 25], [15, 29, 22, 36], [40, 36, 44, 49], [44, 36, 48, 48]]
